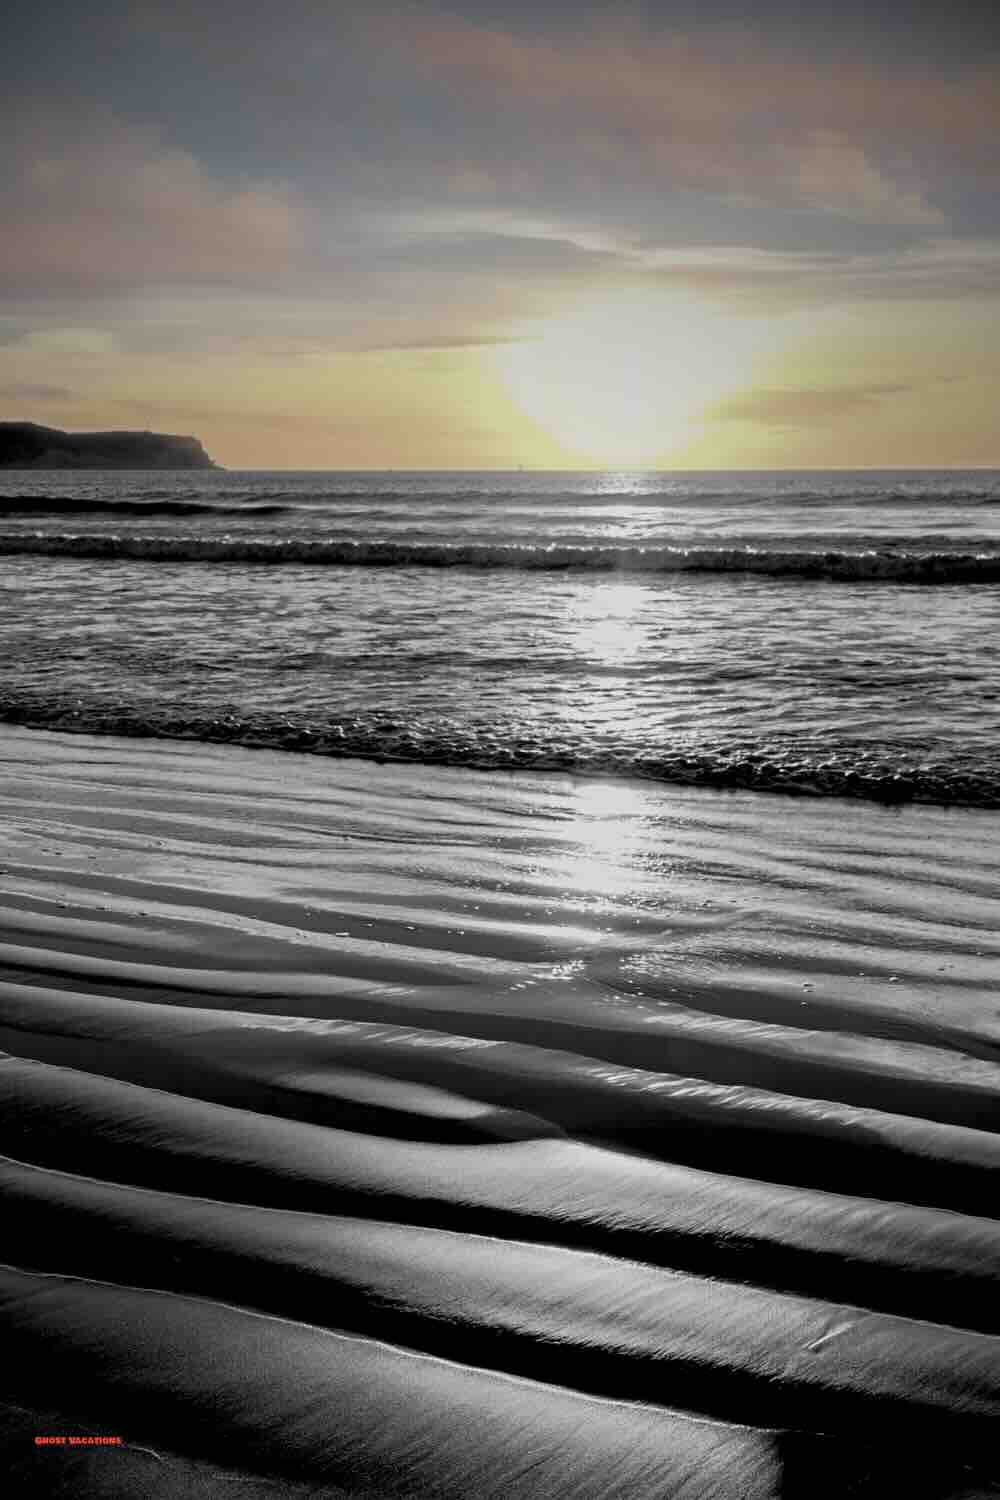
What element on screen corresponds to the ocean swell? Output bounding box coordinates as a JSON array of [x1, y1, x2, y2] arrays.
[[2, 531, 999, 582], [0, 497, 290, 517]]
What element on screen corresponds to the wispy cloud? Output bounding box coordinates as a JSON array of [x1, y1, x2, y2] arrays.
[[631, 239, 1000, 305], [0, 382, 75, 401], [711, 384, 913, 428], [774, 133, 944, 228], [353, 334, 532, 352]]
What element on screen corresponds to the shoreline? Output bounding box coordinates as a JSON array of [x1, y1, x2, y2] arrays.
[[1, 710, 996, 810]]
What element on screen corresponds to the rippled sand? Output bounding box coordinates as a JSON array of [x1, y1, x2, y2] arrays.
[[1, 727, 997, 1497]]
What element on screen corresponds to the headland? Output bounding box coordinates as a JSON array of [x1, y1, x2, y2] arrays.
[[0, 422, 218, 469]]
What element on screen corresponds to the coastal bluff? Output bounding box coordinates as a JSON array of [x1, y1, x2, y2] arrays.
[[0, 422, 219, 469]]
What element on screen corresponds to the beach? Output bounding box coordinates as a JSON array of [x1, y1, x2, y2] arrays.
[[1, 723, 997, 1497], [7, 0, 1000, 1481]]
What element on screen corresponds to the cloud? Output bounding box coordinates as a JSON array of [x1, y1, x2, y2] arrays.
[[354, 334, 532, 352], [711, 383, 913, 427], [776, 133, 944, 227], [358, 228, 623, 281], [22, 328, 118, 355], [630, 238, 1000, 307], [1, 112, 304, 293], [387, 11, 997, 149], [0, 382, 75, 401], [373, 10, 995, 224]]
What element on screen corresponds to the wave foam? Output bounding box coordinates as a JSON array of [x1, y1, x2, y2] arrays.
[[2, 531, 998, 582], [1, 695, 996, 806]]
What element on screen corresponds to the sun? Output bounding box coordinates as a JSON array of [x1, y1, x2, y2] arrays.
[[491, 287, 780, 466]]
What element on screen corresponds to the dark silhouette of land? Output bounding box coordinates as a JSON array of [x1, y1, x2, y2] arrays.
[[0, 421, 218, 469]]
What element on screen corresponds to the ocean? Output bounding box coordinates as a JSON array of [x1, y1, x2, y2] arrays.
[[1, 470, 998, 1495], [1, 467, 998, 805]]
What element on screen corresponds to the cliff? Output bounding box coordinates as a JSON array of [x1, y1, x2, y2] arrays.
[[0, 422, 219, 470]]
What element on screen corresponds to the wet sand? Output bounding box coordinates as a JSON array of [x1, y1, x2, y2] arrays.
[[1, 726, 997, 1497]]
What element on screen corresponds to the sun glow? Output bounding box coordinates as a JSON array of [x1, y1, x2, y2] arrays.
[[492, 288, 783, 465]]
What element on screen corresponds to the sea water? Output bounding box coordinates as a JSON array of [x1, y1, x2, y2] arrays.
[[0, 468, 998, 805]]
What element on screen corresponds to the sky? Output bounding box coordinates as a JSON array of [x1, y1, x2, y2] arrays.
[[2, 0, 998, 468]]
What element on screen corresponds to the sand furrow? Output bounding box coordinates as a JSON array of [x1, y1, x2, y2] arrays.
[[2, 1154, 997, 1442], [2, 1056, 996, 1332], [0, 979, 997, 1210], [0, 1262, 789, 1500]]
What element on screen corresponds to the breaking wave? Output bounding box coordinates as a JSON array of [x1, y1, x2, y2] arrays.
[[1, 693, 997, 807], [2, 531, 999, 582]]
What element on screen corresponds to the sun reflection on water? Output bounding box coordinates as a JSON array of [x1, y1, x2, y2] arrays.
[[569, 580, 648, 663], [556, 777, 655, 898]]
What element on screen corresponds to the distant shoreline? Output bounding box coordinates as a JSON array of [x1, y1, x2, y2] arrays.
[[0, 422, 219, 470]]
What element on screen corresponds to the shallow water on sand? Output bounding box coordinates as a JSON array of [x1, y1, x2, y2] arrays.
[[0, 727, 997, 1497]]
